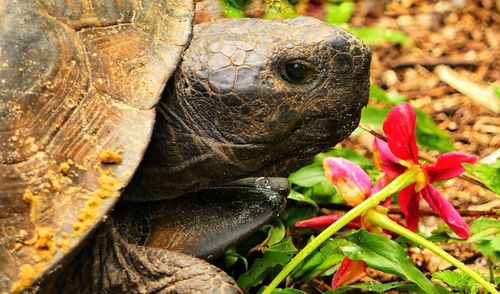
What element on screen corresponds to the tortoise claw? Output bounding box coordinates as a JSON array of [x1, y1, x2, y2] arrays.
[[114, 177, 288, 260]]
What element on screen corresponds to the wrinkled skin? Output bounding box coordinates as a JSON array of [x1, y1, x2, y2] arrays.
[[39, 219, 242, 294], [127, 17, 371, 200]]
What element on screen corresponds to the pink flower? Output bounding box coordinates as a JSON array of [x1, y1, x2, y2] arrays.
[[296, 157, 386, 288], [323, 157, 373, 207], [295, 214, 362, 229], [373, 103, 477, 239]]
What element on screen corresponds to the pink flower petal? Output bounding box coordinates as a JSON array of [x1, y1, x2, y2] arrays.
[[373, 138, 406, 179], [424, 152, 478, 183], [398, 183, 420, 232], [332, 258, 367, 289], [295, 214, 362, 229], [421, 185, 471, 239], [383, 103, 419, 163], [323, 157, 372, 206]]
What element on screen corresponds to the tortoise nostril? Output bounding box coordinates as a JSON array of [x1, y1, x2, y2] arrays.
[[325, 35, 350, 51], [333, 53, 354, 74]]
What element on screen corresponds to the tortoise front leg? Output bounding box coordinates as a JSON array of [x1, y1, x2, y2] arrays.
[[38, 220, 242, 294]]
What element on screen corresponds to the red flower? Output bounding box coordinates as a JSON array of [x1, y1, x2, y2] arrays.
[[373, 103, 477, 239], [332, 258, 367, 289]]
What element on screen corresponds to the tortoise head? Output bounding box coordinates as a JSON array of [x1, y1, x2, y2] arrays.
[[127, 17, 371, 200]]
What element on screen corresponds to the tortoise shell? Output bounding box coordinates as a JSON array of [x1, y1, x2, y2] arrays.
[[0, 1, 193, 291]]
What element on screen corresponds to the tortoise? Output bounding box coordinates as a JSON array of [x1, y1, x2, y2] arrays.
[[0, 0, 371, 293]]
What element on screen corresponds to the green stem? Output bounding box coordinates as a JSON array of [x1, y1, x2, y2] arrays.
[[367, 210, 499, 294], [263, 167, 421, 294]]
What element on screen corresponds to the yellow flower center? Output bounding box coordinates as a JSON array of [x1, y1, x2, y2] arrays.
[[399, 160, 428, 192]]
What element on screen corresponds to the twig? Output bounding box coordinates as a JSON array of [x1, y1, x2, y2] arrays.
[[388, 207, 499, 217], [392, 57, 478, 70], [360, 123, 386, 141], [359, 124, 493, 192], [311, 278, 333, 292], [469, 199, 500, 211], [320, 204, 499, 217], [435, 65, 499, 114]]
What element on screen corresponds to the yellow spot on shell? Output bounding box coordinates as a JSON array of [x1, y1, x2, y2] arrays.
[[99, 149, 123, 164], [11, 264, 37, 293], [11, 262, 47, 292], [72, 169, 120, 237], [33, 227, 56, 262], [59, 162, 71, 175]]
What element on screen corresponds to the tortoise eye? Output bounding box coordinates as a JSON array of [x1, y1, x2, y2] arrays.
[[282, 62, 314, 84]]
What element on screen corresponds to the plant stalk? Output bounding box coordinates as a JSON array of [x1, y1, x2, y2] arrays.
[[367, 210, 499, 294], [262, 167, 421, 293]]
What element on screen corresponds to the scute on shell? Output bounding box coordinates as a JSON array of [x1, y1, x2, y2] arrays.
[[0, 1, 194, 292]]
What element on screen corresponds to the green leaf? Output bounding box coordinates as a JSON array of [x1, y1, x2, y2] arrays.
[[464, 160, 500, 195], [414, 108, 454, 152], [469, 218, 500, 261], [387, 91, 410, 104], [264, 217, 286, 246], [237, 238, 298, 290], [290, 147, 380, 187], [433, 270, 481, 293], [359, 105, 389, 130], [341, 230, 438, 294], [289, 164, 326, 187], [226, 0, 245, 10], [427, 224, 461, 242], [490, 235, 500, 251], [288, 189, 319, 211], [268, 288, 308, 294], [348, 26, 411, 45], [219, 0, 246, 18], [281, 206, 317, 228], [292, 237, 345, 281], [489, 83, 500, 99], [266, 237, 297, 253], [326, 281, 422, 294], [314, 148, 368, 167], [369, 84, 408, 105], [224, 247, 249, 270], [308, 179, 341, 204], [263, 0, 297, 19], [475, 241, 498, 260], [471, 218, 500, 233], [325, 2, 355, 25]]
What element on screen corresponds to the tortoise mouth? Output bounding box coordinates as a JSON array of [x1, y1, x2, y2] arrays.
[[213, 177, 290, 198]]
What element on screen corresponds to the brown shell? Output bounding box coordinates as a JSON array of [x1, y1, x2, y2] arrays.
[[0, 1, 194, 292]]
